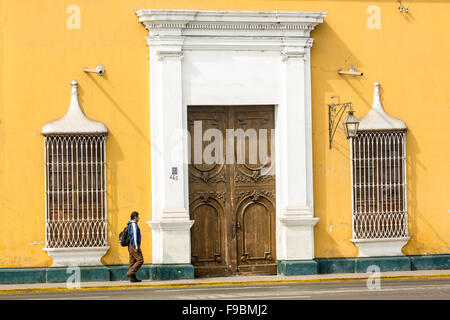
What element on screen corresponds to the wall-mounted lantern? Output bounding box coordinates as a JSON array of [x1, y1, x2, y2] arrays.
[[343, 109, 360, 139]]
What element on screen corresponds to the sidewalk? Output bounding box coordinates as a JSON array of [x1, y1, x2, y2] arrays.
[[1, 269, 449, 294]]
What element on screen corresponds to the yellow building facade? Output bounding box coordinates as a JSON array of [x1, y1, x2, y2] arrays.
[[0, 0, 449, 282]]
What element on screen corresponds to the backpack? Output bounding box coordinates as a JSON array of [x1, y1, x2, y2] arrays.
[[119, 225, 130, 247]]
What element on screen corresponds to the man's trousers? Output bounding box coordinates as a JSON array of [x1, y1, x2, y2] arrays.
[[127, 244, 144, 276]]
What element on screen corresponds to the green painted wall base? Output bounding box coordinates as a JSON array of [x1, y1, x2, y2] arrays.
[[355, 256, 411, 273], [0, 255, 448, 284], [409, 254, 450, 270], [0, 266, 110, 284], [149, 264, 194, 280], [317, 257, 357, 274], [46, 266, 110, 283], [317, 256, 411, 274], [108, 264, 150, 281], [0, 267, 47, 284], [108, 264, 195, 281], [0, 263, 195, 284], [277, 254, 450, 276], [277, 260, 318, 276]]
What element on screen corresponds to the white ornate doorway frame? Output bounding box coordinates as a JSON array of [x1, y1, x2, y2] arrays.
[[136, 9, 326, 277]]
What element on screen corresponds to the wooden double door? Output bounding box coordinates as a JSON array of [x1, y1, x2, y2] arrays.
[[188, 106, 276, 277]]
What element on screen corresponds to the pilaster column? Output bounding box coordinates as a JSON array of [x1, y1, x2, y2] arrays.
[[146, 28, 194, 265], [277, 39, 318, 262]]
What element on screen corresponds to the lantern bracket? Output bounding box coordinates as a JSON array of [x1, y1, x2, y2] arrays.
[[328, 101, 353, 149]]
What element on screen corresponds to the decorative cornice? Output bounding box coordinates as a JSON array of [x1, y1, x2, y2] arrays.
[[136, 9, 326, 24], [145, 22, 317, 31], [138, 10, 326, 55], [137, 9, 326, 36]]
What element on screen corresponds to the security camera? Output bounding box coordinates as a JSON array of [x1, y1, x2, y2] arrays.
[[83, 64, 105, 76], [96, 65, 105, 76]]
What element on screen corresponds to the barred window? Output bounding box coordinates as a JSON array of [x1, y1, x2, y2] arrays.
[[44, 135, 107, 248], [350, 131, 408, 240]]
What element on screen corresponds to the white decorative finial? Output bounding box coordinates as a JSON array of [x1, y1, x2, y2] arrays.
[[374, 81, 380, 92], [68, 80, 81, 115], [372, 81, 382, 111], [357, 81, 407, 131], [71, 80, 78, 90], [41, 80, 108, 135]]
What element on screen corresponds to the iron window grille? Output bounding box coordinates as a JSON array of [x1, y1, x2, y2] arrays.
[[350, 130, 408, 240], [44, 134, 107, 248]]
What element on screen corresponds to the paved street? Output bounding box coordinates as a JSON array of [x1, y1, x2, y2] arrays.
[[1, 277, 449, 300]]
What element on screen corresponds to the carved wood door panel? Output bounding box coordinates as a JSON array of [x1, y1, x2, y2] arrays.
[[188, 106, 276, 277], [231, 106, 276, 275], [188, 107, 230, 277]]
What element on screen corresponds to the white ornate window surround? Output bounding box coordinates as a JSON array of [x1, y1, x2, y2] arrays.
[[42, 81, 109, 266], [136, 10, 326, 271], [350, 82, 409, 257]]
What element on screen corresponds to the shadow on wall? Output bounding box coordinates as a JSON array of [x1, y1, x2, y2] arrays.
[[82, 73, 156, 264], [312, 18, 447, 256], [77, 79, 127, 263], [85, 72, 150, 146], [311, 20, 366, 156], [105, 133, 125, 264], [310, 21, 364, 258], [403, 130, 449, 254]]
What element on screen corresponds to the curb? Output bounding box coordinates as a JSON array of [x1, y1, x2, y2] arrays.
[[1, 273, 450, 295]]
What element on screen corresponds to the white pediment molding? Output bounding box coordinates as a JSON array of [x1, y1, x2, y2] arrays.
[[136, 9, 327, 29], [137, 9, 326, 54]]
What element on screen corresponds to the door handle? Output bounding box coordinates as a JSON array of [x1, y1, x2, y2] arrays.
[[233, 221, 241, 240]]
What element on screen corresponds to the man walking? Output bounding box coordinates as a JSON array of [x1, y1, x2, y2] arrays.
[[126, 211, 143, 282]]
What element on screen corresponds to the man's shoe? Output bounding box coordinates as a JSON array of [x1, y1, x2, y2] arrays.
[[126, 273, 132, 280], [130, 276, 142, 283]]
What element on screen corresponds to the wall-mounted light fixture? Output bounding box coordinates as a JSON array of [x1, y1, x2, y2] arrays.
[[328, 101, 359, 149], [343, 109, 359, 139], [83, 64, 105, 76], [338, 66, 363, 77]]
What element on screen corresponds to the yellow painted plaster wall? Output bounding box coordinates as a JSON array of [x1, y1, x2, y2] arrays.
[[0, 0, 449, 267]]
